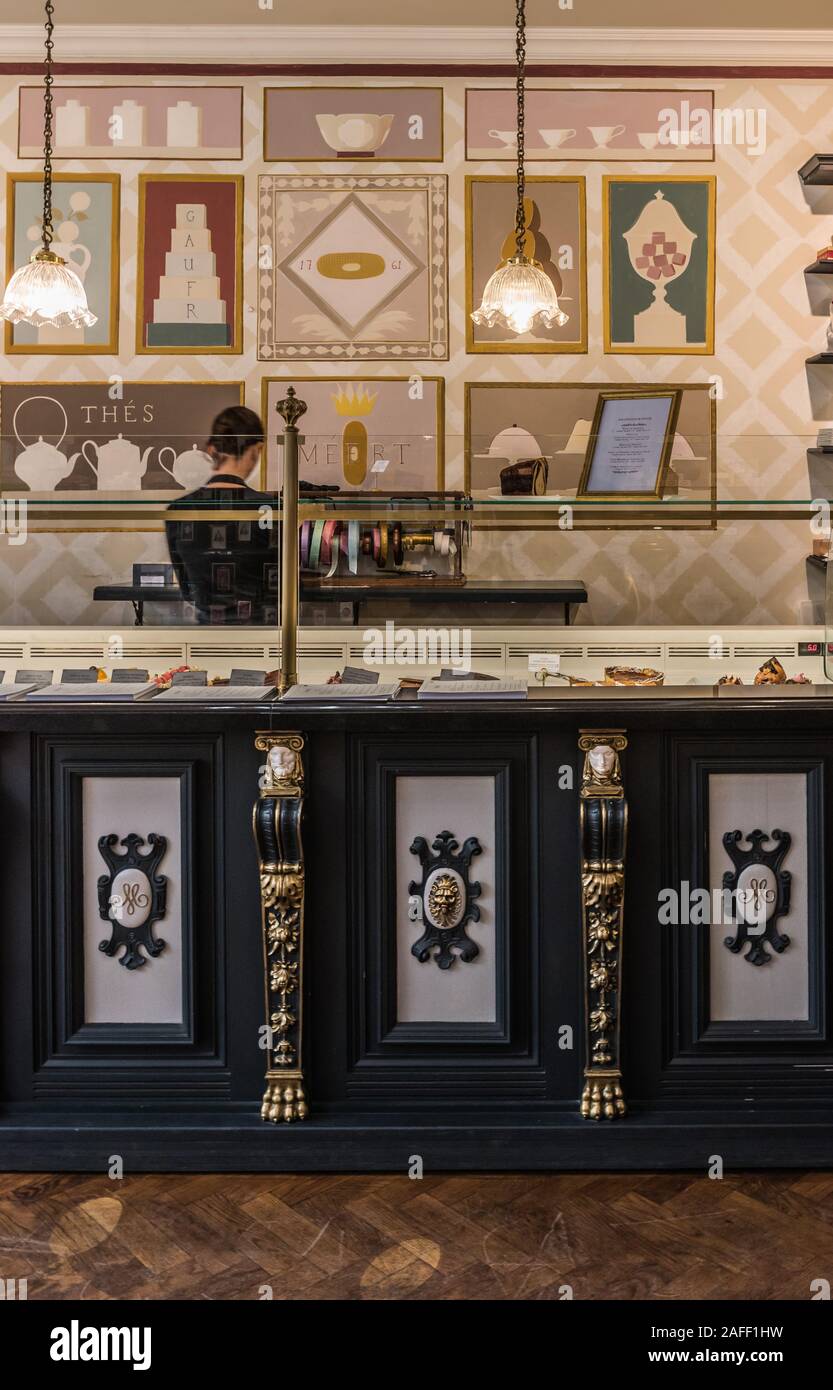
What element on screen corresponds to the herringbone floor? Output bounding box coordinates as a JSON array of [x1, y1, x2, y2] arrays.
[[0, 1171, 831, 1300]]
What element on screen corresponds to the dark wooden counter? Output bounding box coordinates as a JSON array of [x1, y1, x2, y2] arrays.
[[1, 688, 832, 1170]]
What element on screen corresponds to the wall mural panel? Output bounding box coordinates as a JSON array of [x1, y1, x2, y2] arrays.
[[264, 86, 443, 162], [0, 381, 244, 499], [257, 173, 449, 361], [136, 175, 243, 354], [603, 175, 716, 354], [262, 374, 444, 491], [466, 175, 587, 353], [465, 87, 715, 161], [4, 173, 119, 355], [18, 84, 244, 160]]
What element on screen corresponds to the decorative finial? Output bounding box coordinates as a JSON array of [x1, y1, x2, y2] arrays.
[[275, 384, 307, 430]]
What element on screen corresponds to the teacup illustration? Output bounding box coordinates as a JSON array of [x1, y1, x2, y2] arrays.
[[588, 123, 627, 148], [488, 128, 517, 149], [637, 132, 660, 150], [315, 112, 394, 156], [538, 128, 577, 149]]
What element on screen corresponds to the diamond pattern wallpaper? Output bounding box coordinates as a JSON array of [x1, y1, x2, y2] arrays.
[[0, 74, 829, 628]]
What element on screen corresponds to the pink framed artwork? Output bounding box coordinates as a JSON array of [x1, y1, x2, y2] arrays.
[[466, 89, 715, 162], [18, 85, 243, 160]]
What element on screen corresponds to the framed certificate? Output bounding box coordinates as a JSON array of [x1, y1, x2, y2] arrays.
[[578, 388, 682, 499]]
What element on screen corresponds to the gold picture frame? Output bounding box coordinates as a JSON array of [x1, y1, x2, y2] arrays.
[[4, 172, 120, 356], [261, 375, 445, 491], [465, 174, 588, 354], [602, 174, 716, 356], [577, 388, 682, 499], [136, 173, 244, 356]]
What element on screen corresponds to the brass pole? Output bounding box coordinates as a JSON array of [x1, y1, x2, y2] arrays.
[[275, 386, 306, 694]]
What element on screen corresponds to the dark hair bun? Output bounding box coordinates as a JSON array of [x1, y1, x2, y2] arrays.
[[207, 406, 264, 459]]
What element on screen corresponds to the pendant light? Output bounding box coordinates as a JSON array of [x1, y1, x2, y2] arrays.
[[471, 0, 567, 336], [0, 1, 96, 330]]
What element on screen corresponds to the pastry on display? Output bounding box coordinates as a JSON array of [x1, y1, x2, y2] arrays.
[[754, 656, 786, 685], [604, 665, 664, 686], [718, 674, 743, 685]]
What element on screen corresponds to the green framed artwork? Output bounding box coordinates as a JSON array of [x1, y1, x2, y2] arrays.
[[4, 173, 120, 354], [603, 176, 716, 355]]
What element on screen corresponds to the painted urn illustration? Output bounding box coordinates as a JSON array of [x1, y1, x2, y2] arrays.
[[315, 112, 394, 156], [622, 190, 696, 349], [82, 434, 154, 490], [12, 397, 80, 490], [158, 444, 212, 491]]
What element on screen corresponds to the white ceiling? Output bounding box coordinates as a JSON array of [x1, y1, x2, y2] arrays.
[[2, 0, 832, 26]]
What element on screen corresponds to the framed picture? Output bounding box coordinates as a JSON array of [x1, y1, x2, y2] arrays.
[[261, 376, 444, 491], [603, 176, 716, 355], [4, 173, 119, 355], [578, 389, 682, 499], [18, 85, 243, 159], [136, 174, 244, 354], [464, 381, 715, 527], [466, 175, 587, 353], [466, 88, 715, 161], [264, 86, 443, 162], [0, 381, 245, 500], [257, 174, 448, 361]]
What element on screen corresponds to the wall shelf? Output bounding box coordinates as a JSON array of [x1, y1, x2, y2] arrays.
[[799, 154, 833, 185], [807, 353, 833, 364], [806, 261, 833, 274]]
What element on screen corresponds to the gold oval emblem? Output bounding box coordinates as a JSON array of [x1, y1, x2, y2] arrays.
[[342, 420, 368, 486], [316, 251, 385, 280]]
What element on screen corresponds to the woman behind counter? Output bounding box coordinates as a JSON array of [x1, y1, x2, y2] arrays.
[[166, 406, 278, 625]]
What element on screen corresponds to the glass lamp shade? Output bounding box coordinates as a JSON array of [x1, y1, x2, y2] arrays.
[[0, 250, 97, 329], [471, 255, 568, 336]]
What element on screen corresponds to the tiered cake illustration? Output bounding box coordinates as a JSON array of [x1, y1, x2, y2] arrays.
[[146, 202, 229, 348]]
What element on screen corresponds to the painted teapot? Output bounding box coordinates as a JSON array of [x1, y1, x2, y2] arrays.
[[12, 397, 80, 491], [158, 444, 212, 491], [82, 434, 154, 490]]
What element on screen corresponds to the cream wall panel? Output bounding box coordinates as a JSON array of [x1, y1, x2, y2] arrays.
[[708, 772, 809, 1022], [82, 775, 183, 1024]]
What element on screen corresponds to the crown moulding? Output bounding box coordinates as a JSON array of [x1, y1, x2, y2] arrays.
[[2, 24, 833, 68]]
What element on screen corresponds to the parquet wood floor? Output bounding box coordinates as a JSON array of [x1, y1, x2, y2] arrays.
[[0, 1170, 831, 1300]]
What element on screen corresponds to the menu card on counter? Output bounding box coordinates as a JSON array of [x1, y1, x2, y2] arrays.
[[280, 683, 400, 701], [154, 685, 278, 702], [25, 682, 158, 701], [418, 679, 527, 700]]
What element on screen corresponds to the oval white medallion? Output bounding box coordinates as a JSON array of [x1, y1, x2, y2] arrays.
[[109, 868, 153, 927], [423, 867, 466, 931], [735, 864, 777, 927]]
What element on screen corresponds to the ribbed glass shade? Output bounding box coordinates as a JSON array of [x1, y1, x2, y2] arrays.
[[471, 255, 568, 336], [0, 251, 96, 329]]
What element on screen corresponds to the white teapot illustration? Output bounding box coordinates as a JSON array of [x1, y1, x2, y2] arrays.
[[82, 434, 154, 491], [158, 444, 212, 491], [13, 397, 80, 491]]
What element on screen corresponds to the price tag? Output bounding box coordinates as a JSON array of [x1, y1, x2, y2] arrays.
[[371, 458, 390, 474], [528, 652, 561, 677]]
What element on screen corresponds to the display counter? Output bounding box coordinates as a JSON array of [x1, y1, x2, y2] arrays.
[[2, 669, 832, 1170]]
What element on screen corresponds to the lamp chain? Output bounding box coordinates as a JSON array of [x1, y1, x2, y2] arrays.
[[514, 0, 526, 259], [41, 0, 55, 252]]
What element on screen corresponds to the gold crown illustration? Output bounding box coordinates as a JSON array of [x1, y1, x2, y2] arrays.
[[331, 384, 378, 417]]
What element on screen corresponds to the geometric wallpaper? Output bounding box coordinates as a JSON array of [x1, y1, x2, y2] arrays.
[[0, 73, 831, 628]]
